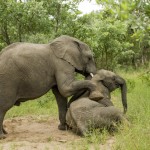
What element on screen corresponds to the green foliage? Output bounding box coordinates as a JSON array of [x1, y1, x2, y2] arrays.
[[0, 0, 82, 48], [0, 0, 149, 69], [38, 91, 55, 107], [95, 0, 150, 69], [24, 33, 51, 43], [126, 79, 136, 93], [0, 0, 49, 45], [93, 20, 132, 69], [139, 70, 150, 86], [113, 71, 150, 150]]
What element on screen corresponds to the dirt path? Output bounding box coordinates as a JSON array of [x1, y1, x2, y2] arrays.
[[0, 116, 115, 150]]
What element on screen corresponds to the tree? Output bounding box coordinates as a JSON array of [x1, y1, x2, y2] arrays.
[[96, 0, 150, 68], [0, 0, 83, 48], [0, 0, 49, 47]]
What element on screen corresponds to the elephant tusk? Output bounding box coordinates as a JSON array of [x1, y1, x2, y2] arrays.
[[90, 73, 94, 78]]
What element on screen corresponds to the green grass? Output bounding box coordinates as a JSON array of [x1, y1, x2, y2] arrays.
[[4, 70, 150, 149], [75, 70, 150, 149], [112, 70, 150, 150]]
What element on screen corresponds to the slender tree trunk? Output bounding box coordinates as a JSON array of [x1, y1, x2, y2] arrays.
[[18, 24, 22, 42], [141, 50, 144, 65], [101, 49, 104, 68], [132, 55, 137, 69], [55, 3, 61, 34], [104, 44, 108, 69], [2, 23, 11, 45]]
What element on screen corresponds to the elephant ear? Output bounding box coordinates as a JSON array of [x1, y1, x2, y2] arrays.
[[50, 35, 84, 71]]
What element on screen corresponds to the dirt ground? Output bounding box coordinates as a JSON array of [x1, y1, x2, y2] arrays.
[[0, 116, 115, 150]]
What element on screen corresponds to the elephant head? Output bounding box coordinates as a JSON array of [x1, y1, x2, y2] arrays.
[[92, 69, 127, 113], [50, 35, 96, 76]]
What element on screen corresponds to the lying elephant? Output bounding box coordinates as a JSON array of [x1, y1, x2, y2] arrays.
[[66, 69, 127, 136], [0, 35, 103, 139]]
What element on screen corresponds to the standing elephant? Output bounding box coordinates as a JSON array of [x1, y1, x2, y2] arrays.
[[66, 70, 127, 136], [0, 35, 101, 139]]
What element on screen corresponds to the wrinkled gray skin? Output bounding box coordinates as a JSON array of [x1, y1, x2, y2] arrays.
[[66, 70, 127, 136], [0, 35, 100, 139], [94, 69, 127, 113]]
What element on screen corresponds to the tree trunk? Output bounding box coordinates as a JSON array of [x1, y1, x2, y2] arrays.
[[55, 3, 61, 34], [18, 24, 22, 42], [1, 23, 11, 45]]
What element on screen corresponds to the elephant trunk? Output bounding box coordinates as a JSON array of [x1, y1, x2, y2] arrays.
[[120, 79, 127, 114]]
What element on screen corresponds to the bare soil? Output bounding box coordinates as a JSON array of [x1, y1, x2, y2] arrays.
[[0, 116, 115, 150]]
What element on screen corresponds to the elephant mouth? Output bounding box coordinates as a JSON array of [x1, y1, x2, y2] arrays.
[[75, 68, 91, 77], [75, 67, 94, 79]]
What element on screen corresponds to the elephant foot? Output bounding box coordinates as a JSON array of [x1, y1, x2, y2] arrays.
[[0, 133, 6, 140], [89, 91, 104, 101], [58, 123, 68, 130]]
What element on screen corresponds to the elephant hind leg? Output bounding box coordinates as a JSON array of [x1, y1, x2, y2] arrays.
[[0, 100, 15, 139], [0, 111, 7, 139]]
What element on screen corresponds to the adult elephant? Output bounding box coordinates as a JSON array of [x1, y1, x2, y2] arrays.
[[0, 35, 101, 139]]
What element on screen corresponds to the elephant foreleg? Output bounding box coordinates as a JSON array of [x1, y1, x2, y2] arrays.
[[56, 73, 103, 100], [52, 86, 68, 130]]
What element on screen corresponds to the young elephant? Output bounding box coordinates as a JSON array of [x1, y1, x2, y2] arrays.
[[66, 69, 127, 136]]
